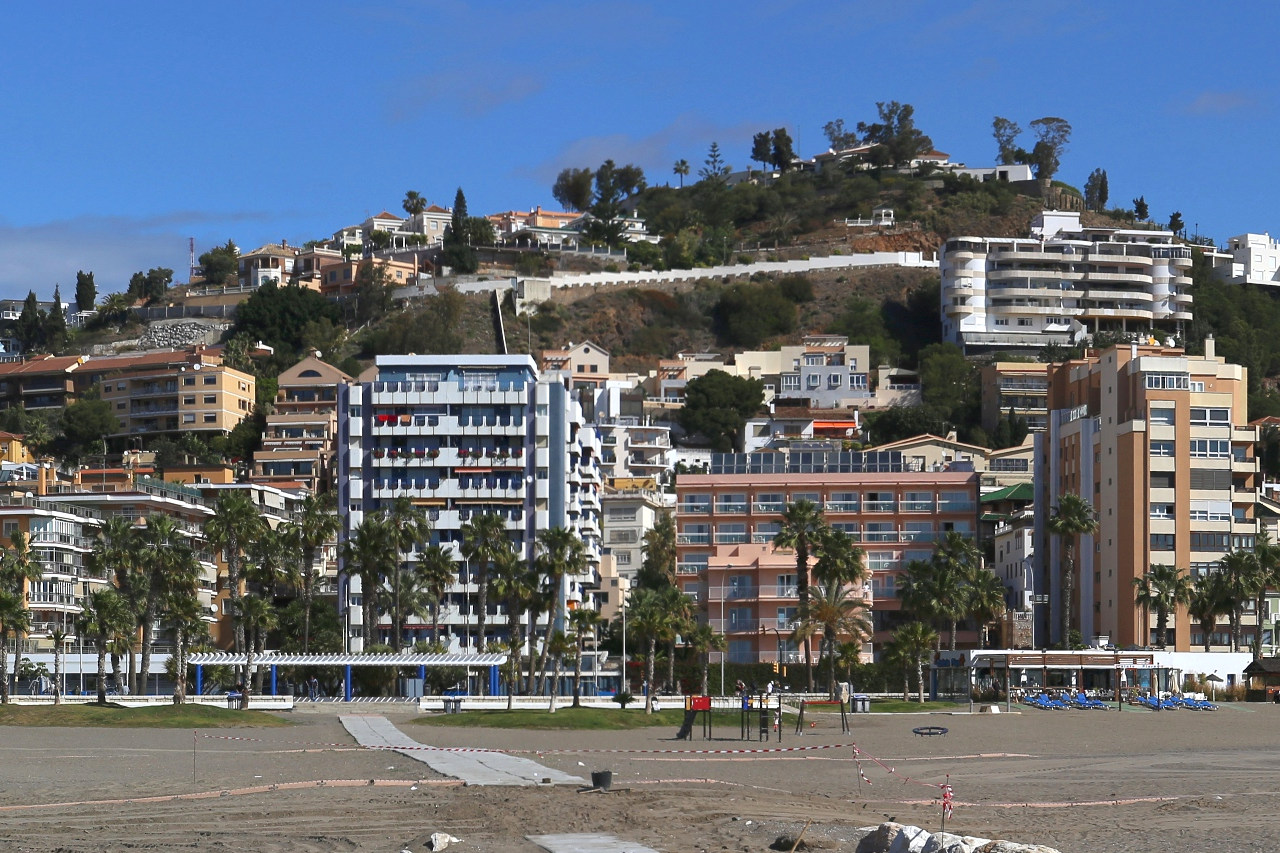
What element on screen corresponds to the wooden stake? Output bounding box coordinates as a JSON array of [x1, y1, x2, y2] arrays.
[[788, 819, 812, 853]]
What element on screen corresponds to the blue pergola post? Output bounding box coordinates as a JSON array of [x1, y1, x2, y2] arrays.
[[418, 665, 425, 699], [489, 665, 499, 696], [344, 665, 352, 701], [195, 666, 203, 696], [270, 666, 277, 696]]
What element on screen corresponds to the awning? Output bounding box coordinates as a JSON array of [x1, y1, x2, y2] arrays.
[[187, 652, 508, 667]]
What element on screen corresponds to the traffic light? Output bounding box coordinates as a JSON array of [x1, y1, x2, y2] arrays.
[[771, 661, 779, 674]]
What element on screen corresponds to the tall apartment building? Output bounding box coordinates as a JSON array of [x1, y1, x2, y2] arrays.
[[1213, 233, 1280, 286], [941, 210, 1193, 353], [675, 447, 980, 661], [1034, 338, 1259, 650], [251, 354, 352, 492], [981, 362, 1050, 433], [337, 355, 603, 653], [601, 479, 672, 584]]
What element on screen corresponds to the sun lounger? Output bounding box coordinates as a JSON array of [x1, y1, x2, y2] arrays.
[[1074, 692, 1108, 710]]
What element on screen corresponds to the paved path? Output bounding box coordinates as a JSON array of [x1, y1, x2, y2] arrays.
[[339, 715, 585, 787], [528, 834, 661, 853]]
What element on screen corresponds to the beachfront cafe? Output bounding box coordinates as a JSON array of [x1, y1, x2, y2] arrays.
[[934, 649, 1169, 701]]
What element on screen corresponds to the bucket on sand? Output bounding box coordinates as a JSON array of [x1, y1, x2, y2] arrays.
[[591, 770, 613, 791]]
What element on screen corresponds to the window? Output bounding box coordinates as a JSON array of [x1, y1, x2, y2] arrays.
[[616, 551, 632, 565], [1149, 440, 1175, 457], [1189, 468, 1230, 490], [1017, 318, 1033, 327], [203, 394, 217, 405], [1189, 500, 1231, 521], [781, 374, 800, 391], [1190, 407, 1230, 426], [1150, 533, 1175, 550], [203, 375, 216, 385], [183, 413, 195, 424], [1149, 407, 1175, 425], [203, 413, 217, 423], [828, 373, 842, 388], [183, 396, 196, 405], [1150, 471, 1175, 490], [1190, 439, 1230, 458], [183, 377, 195, 386], [806, 374, 820, 389], [1149, 504, 1173, 519], [2, 521, 17, 538], [1145, 373, 1190, 390]]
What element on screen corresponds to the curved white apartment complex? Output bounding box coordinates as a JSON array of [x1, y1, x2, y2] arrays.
[[941, 210, 1193, 353]]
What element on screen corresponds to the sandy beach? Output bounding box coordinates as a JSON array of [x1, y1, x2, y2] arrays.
[[0, 702, 1277, 852]]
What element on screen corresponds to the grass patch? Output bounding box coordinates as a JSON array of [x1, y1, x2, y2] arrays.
[[411, 706, 749, 731], [0, 703, 289, 729], [867, 699, 963, 713]]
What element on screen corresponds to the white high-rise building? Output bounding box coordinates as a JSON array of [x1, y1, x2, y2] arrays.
[[941, 210, 1193, 353], [337, 355, 602, 653]]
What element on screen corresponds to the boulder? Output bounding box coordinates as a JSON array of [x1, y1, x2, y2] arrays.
[[856, 824, 1059, 853]]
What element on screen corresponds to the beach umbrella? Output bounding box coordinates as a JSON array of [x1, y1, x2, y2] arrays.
[[1206, 672, 1223, 700]]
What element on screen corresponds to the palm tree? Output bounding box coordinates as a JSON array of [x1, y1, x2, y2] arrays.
[[1047, 494, 1098, 644], [341, 515, 395, 649], [403, 190, 427, 217], [205, 492, 267, 658], [533, 527, 586, 695], [1188, 572, 1230, 652], [663, 585, 695, 693], [567, 608, 601, 707], [2, 529, 43, 691], [774, 500, 826, 690], [637, 510, 677, 589], [0, 588, 26, 704], [382, 498, 432, 652], [802, 582, 871, 698], [684, 621, 724, 697], [167, 582, 205, 704], [292, 492, 339, 653], [812, 527, 866, 589], [1219, 550, 1255, 651], [898, 558, 965, 651], [627, 587, 682, 714], [673, 159, 690, 188], [889, 622, 937, 703], [490, 547, 535, 704], [460, 513, 509, 658], [78, 588, 132, 705], [1250, 533, 1280, 659], [544, 630, 575, 713], [135, 515, 190, 695], [415, 544, 457, 646], [1131, 564, 1193, 649], [50, 627, 67, 704], [239, 593, 277, 708], [966, 570, 1008, 649]]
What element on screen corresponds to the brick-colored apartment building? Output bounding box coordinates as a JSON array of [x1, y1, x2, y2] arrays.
[[675, 448, 980, 663]]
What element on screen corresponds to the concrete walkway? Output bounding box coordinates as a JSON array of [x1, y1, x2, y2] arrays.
[[339, 715, 585, 787], [528, 833, 661, 853]]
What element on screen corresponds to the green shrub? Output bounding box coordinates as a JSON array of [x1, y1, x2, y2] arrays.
[[614, 691, 635, 709]]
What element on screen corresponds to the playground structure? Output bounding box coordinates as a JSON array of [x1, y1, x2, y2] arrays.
[[793, 698, 850, 734]]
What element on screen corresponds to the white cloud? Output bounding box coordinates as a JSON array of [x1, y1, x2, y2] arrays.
[[1181, 90, 1255, 116]]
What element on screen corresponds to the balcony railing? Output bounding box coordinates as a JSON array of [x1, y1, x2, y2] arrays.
[[715, 503, 748, 514], [752, 502, 785, 514], [676, 532, 710, 544], [677, 503, 711, 514], [863, 500, 896, 512]]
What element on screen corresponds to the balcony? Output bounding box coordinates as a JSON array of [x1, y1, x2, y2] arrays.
[[863, 500, 896, 513], [715, 503, 748, 515], [900, 500, 934, 512], [676, 532, 710, 545], [714, 532, 749, 545], [726, 585, 758, 600], [824, 501, 859, 512], [678, 503, 711, 515], [752, 501, 785, 514]]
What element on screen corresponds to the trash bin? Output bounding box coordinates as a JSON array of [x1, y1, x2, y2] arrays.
[[591, 770, 613, 791], [852, 694, 870, 713]]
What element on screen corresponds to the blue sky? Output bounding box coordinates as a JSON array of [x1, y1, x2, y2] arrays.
[[1, 0, 1275, 301]]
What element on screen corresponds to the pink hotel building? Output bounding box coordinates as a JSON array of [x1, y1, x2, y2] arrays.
[[675, 449, 980, 665]]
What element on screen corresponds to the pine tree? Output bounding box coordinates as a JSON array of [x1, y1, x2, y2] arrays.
[[442, 188, 478, 274], [46, 286, 67, 352], [75, 271, 96, 313], [15, 291, 44, 353]]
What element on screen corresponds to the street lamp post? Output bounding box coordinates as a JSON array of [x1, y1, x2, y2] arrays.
[[620, 578, 634, 694]]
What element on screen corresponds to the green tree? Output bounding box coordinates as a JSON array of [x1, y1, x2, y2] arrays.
[[568, 607, 602, 706], [77, 588, 133, 705], [1131, 564, 1193, 650], [967, 569, 1008, 649], [0, 588, 25, 704], [774, 500, 827, 690], [1250, 534, 1280, 659], [626, 587, 684, 714], [857, 101, 933, 168], [229, 281, 341, 358], [239, 593, 277, 706], [677, 370, 765, 452], [712, 282, 797, 347], [637, 509, 676, 590], [800, 581, 870, 698], [887, 622, 936, 703], [770, 127, 796, 171], [751, 132, 772, 169], [898, 555, 965, 651], [533, 527, 586, 695], [1028, 117, 1071, 180], [698, 141, 731, 183], [416, 544, 458, 647], [60, 396, 117, 459], [205, 492, 268, 663], [672, 159, 690, 188], [1133, 196, 1149, 222], [1047, 494, 1098, 644], [46, 285, 67, 351], [1084, 168, 1109, 211], [1, 530, 42, 692], [354, 262, 395, 325], [1167, 211, 1185, 236], [1188, 572, 1230, 652], [15, 290, 44, 352], [199, 240, 239, 286], [1219, 550, 1254, 651], [460, 512, 510, 660], [991, 117, 1024, 165], [552, 167, 594, 211], [341, 515, 394, 650], [686, 621, 725, 697], [75, 270, 97, 313], [128, 268, 174, 302], [823, 118, 858, 150], [918, 342, 973, 422], [402, 190, 427, 216], [443, 188, 479, 273], [290, 492, 340, 654]]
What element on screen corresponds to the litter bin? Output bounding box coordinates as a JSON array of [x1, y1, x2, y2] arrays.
[[226, 692, 242, 710], [851, 694, 870, 713]]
